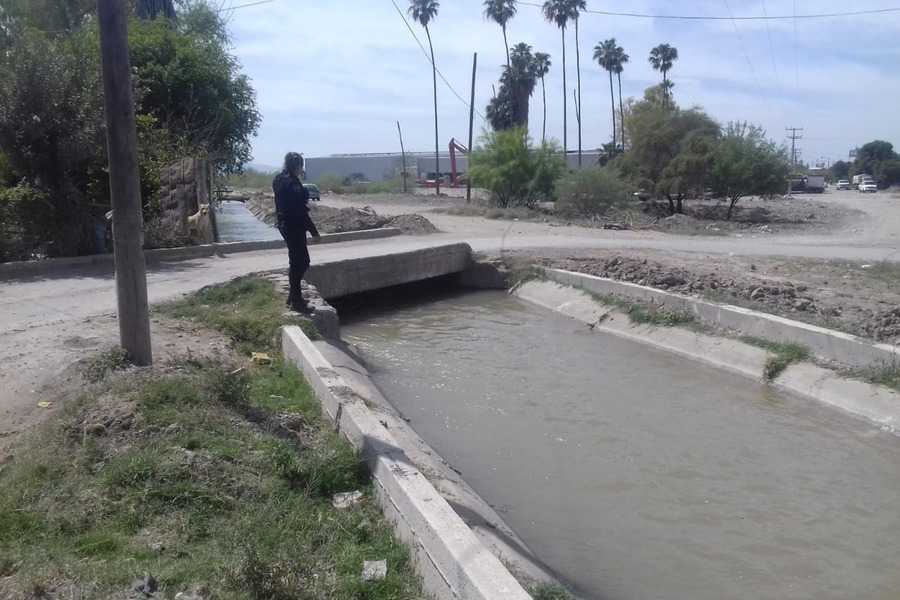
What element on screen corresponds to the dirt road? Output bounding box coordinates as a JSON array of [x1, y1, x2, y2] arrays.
[[2, 187, 898, 454]]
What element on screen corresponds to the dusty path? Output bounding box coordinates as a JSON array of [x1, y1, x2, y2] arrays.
[[2, 188, 899, 454]]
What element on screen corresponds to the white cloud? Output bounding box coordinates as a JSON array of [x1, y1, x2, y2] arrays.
[[225, 0, 900, 167]]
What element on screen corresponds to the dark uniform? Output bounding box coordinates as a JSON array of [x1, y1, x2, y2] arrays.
[[273, 170, 320, 309]]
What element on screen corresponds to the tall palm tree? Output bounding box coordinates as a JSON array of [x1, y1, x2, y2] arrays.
[[483, 0, 517, 68], [593, 38, 617, 150], [542, 0, 573, 159], [570, 0, 586, 166], [648, 43, 678, 109], [613, 44, 629, 151], [408, 0, 441, 194], [534, 51, 551, 143], [504, 42, 540, 128]]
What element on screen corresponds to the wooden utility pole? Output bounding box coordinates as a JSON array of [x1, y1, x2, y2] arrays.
[[397, 121, 407, 194], [98, 0, 152, 366]]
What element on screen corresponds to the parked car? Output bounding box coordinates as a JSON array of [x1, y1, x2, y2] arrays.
[[836, 179, 851, 190], [858, 181, 878, 193], [303, 183, 320, 201]]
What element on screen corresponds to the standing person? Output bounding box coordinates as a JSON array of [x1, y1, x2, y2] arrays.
[[273, 152, 321, 313]]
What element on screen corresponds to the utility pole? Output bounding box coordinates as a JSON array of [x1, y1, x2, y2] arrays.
[[786, 126, 803, 198], [397, 121, 407, 194], [466, 52, 477, 204], [98, 0, 152, 366]]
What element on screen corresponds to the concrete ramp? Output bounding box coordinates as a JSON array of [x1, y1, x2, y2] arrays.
[[305, 242, 473, 299]]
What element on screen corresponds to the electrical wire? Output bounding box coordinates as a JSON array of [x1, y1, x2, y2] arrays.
[[793, 0, 803, 126], [723, 0, 772, 116], [214, 0, 275, 12], [761, 0, 788, 121], [389, 0, 486, 120], [517, 1, 900, 20]]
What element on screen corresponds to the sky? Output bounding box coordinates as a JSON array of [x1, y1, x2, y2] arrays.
[[225, 0, 900, 170]]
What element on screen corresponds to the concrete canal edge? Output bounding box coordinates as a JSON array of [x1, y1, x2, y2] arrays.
[[282, 326, 537, 600], [515, 278, 900, 434], [0, 227, 401, 280]]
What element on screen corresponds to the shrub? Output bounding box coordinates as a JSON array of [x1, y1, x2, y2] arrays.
[[315, 172, 347, 193], [467, 127, 565, 208], [554, 166, 632, 217]]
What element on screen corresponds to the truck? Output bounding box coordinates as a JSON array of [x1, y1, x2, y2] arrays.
[[805, 175, 825, 193], [852, 174, 873, 189]]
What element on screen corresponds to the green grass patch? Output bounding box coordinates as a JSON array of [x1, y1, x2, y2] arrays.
[[530, 582, 576, 600], [863, 364, 900, 393], [82, 346, 131, 383], [0, 356, 420, 600], [0, 275, 422, 599], [506, 264, 547, 290], [587, 291, 696, 327], [740, 337, 811, 380], [156, 277, 317, 354]]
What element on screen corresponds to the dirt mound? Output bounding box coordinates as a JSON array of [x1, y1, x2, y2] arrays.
[[235, 191, 438, 235]]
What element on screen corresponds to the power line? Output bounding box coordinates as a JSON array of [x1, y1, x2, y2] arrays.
[[793, 0, 803, 126], [517, 1, 900, 20], [389, 0, 485, 121], [214, 0, 275, 12], [761, 0, 788, 120], [723, 0, 772, 117]]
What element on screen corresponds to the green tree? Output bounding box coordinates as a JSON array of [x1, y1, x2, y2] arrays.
[[0, 30, 104, 257], [830, 159, 851, 181], [534, 51, 551, 143], [137, 0, 176, 20], [594, 38, 619, 149], [408, 0, 441, 194], [853, 140, 896, 177], [617, 93, 718, 214], [542, 0, 574, 158], [468, 127, 565, 208], [127, 6, 260, 174], [711, 122, 789, 220], [483, 0, 516, 68], [648, 43, 678, 110]]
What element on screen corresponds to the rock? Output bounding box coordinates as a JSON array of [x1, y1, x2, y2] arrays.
[[749, 287, 764, 300], [131, 574, 158, 597], [793, 299, 813, 311], [83, 423, 107, 437], [149, 542, 165, 553], [333, 490, 364, 509], [165, 424, 181, 435], [174, 585, 211, 600], [362, 560, 387, 582]]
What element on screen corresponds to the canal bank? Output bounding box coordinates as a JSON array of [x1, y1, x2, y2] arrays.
[[279, 249, 900, 599]]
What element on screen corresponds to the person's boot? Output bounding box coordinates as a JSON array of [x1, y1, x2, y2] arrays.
[[289, 299, 314, 314]]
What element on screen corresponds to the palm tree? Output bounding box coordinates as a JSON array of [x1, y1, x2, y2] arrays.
[[648, 43, 678, 109], [408, 0, 441, 194], [613, 44, 629, 151], [504, 42, 539, 128], [483, 0, 516, 68], [542, 0, 573, 159], [534, 51, 551, 143], [570, 0, 586, 166], [594, 38, 618, 150]]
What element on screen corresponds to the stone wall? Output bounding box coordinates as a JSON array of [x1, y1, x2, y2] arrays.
[[159, 158, 218, 243]]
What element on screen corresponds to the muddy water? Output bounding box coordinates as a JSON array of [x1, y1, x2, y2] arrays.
[[339, 290, 900, 600]]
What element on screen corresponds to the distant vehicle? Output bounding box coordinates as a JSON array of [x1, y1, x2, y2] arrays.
[[303, 183, 320, 201], [852, 174, 873, 189], [858, 181, 878, 193], [836, 179, 851, 190], [806, 175, 825, 193]]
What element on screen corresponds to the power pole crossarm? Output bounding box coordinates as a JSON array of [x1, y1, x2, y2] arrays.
[[98, 0, 152, 366]]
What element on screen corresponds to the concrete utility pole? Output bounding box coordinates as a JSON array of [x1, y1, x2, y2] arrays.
[[98, 0, 153, 366], [397, 121, 407, 194], [786, 126, 803, 198]]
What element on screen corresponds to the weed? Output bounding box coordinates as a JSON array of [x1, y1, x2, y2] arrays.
[[586, 291, 695, 327], [740, 337, 810, 380], [507, 265, 546, 290], [82, 346, 130, 383], [864, 364, 900, 393], [531, 582, 576, 600], [157, 277, 316, 353]]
